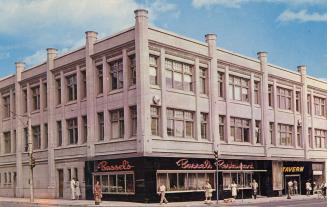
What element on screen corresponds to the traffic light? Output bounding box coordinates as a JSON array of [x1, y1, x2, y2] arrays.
[[214, 150, 218, 159], [30, 157, 36, 169]]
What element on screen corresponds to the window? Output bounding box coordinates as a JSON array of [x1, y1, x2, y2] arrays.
[[66, 74, 77, 101], [44, 124, 48, 149], [315, 129, 327, 149], [94, 172, 135, 194], [167, 109, 194, 138], [97, 65, 103, 94], [32, 86, 40, 110], [277, 87, 292, 110], [308, 128, 312, 148], [98, 112, 104, 141], [24, 127, 28, 152], [229, 75, 249, 102], [130, 106, 137, 137], [82, 116, 87, 143], [151, 106, 160, 136], [56, 78, 61, 105], [157, 172, 215, 192], [314, 96, 325, 117], [278, 124, 293, 146], [68, 169, 72, 181], [307, 94, 311, 114], [111, 109, 124, 139], [199, 67, 207, 94], [43, 83, 47, 108], [4, 132, 11, 154], [3, 95, 10, 118], [32, 125, 41, 150], [149, 55, 158, 85], [57, 121, 62, 146], [268, 84, 273, 107], [74, 168, 78, 180], [81, 70, 87, 99], [255, 120, 261, 144], [297, 126, 302, 147], [269, 122, 274, 144], [109, 59, 123, 90], [67, 118, 78, 145], [165, 59, 193, 91], [23, 89, 27, 113], [230, 117, 250, 142], [130, 55, 136, 86], [254, 81, 260, 105], [200, 113, 208, 139], [13, 130, 16, 153], [218, 72, 224, 98], [219, 115, 225, 141], [296, 91, 301, 112], [223, 172, 253, 190]]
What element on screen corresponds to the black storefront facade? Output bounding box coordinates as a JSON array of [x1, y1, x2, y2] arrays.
[[85, 157, 325, 203]]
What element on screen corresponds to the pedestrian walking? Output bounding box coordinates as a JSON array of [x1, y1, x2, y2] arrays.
[[203, 180, 213, 204], [323, 181, 327, 197], [93, 180, 102, 205], [231, 181, 238, 199], [70, 178, 76, 200], [287, 180, 293, 199], [293, 180, 298, 195], [158, 183, 168, 205], [251, 179, 258, 199], [75, 178, 81, 200], [305, 180, 311, 196]]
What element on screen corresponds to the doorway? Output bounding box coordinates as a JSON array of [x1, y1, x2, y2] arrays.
[[58, 169, 64, 198], [285, 174, 301, 195]]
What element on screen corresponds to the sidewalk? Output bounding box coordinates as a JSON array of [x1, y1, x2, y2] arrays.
[[0, 194, 319, 207]]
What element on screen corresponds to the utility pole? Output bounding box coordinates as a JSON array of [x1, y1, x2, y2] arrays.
[[27, 114, 35, 203], [214, 150, 219, 205]]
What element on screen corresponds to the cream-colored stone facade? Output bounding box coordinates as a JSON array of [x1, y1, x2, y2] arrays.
[[0, 9, 326, 199]]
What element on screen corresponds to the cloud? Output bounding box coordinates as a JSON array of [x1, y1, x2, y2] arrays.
[[0, 52, 10, 60], [23, 50, 46, 66], [192, 0, 327, 8], [277, 10, 327, 22]]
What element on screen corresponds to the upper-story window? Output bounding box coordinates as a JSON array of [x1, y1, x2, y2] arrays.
[[297, 126, 302, 147], [229, 75, 249, 102], [314, 96, 325, 117], [111, 109, 124, 139], [81, 70, 87, 99], [32, 125, 41, 150], [97, 65, 103, 94], [219, 115, 225, 141], [43, 83, 47, 108], [82, 115, 87, 143], [4, 131, 11, 154], [315, 129, 327, 149], [67, 118, 78, 145], [149, 55, 158, 85], [3, 95, 10, 118], [218, 72, 224, 98], [129, 55, 136, 86], [254, 81, 260, 105], [66, 74, 77, 101], [130, 106, 137, 137], [56, 79, 61, 105], [165, 59, 193, 92], [23, 89, 27, 113], [98, 112, 104, 141], [151, 106, 160, 136], [109, 59, 123, 90], [57, 121, 62, 147], [32, 86, 40, 111], [199, 67, 207, 94], [167, 108, 194, 138], [255, 120, 261, 144], [268, 84, 273, 107], [230, 117, 250, 143], [295, 91, 301, 112], [307, 94, 311, 114], [200, 113, 208, 139], [277, 87, 292, 110], [44, 123, 48, 149], [278, 123, 293, 146]]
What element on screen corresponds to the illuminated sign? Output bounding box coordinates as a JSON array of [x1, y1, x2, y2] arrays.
[[175, 159, 255, 170], [96, 160, 134, 172], [217, 160, 255, 170], [283, 166, 304, 173], [176, 159, 213, 170]]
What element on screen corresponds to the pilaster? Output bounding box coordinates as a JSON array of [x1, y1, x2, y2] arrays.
[[123, 49, 130, 139], [298, 65, 308, 158]]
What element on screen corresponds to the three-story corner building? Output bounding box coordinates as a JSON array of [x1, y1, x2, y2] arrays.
[[0, 9, 326, 202]]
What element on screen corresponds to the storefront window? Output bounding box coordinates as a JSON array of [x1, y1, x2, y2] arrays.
[[223, 172, 253, 190], [94, 172, 134, 194], [157, 171, 215, 193]]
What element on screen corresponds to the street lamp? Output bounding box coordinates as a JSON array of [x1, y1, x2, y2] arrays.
[[214, 150, 219, 205]]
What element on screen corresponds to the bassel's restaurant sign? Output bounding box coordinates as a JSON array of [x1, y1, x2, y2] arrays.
[[175, 159, 255, 170], [96, 160, 134, 172]]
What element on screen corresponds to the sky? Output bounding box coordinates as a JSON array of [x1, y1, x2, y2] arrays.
[[0, 0, 326, 79]]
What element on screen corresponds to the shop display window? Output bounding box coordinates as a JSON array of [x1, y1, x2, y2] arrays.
[[93, 172, 135, 194], [222, 172, 253, 190]]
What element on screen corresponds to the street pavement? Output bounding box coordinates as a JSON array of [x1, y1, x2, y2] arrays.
[[0, 194, 326, 207]]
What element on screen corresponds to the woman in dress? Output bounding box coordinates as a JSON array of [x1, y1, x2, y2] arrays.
[[203, 180, 213, 204], [231, 181, 238, 199], [75, 178, 81, 200], [93, 180, 102, 205]]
